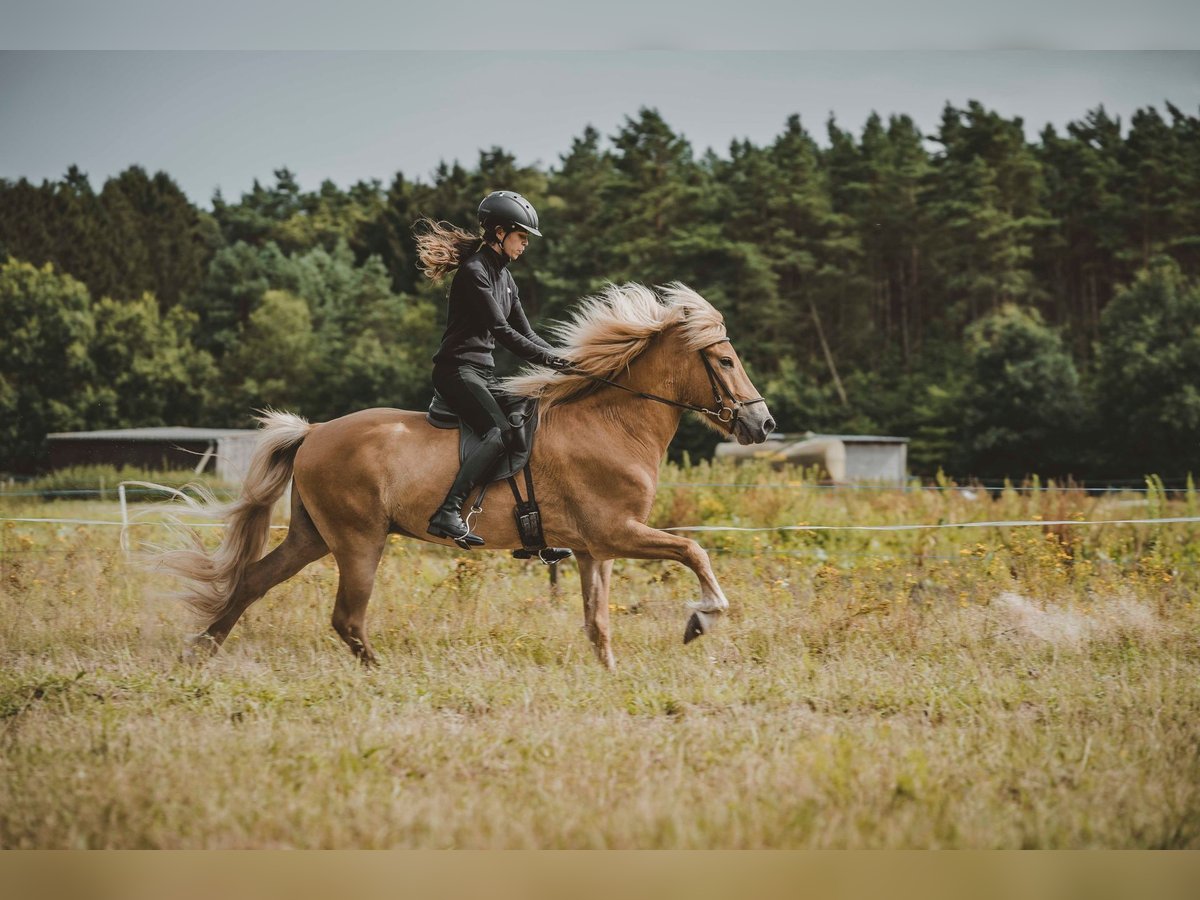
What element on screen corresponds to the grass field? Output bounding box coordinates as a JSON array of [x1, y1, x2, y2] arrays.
[[2, 464, 1199, 848]]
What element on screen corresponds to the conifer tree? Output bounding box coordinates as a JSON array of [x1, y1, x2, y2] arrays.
[[541, 126, 618, 321], [100, 166, 214, 308], [924, 103, 1050, 330], [1036, 108, 1124, 350]]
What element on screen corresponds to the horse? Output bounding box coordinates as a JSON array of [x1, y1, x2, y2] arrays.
[[159, 282, 775, 670]]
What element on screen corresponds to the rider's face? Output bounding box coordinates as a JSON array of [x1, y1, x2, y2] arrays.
[[498, 228, 530, 260]]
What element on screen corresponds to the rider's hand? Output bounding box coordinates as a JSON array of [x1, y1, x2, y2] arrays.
[[547, 356, 574, 371]]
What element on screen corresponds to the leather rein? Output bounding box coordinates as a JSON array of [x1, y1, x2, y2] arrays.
[[566, 339, 767, 430]]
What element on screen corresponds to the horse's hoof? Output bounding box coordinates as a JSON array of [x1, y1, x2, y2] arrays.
[[182, 632, 220, 663], [683, 611, 709, 644]]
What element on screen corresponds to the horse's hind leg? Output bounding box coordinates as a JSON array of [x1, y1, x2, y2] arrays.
[[577, 552, 616, 670], [195, 499, 329, 653], [329, 536, 387, 667]]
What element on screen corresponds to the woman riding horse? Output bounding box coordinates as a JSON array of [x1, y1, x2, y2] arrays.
[[416, 191, 571, 547], [160, 281, 775, 669]]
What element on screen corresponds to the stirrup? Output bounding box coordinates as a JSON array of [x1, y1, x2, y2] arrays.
[[427, 514, 485, 549], [512, 547, 573, 564], [426, 521, 485, 549], [428, 497, 487, 549]]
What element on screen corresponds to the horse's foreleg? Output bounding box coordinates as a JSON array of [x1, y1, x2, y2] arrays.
[[577, 552, 616, 670], [592, 521, 729, 645]]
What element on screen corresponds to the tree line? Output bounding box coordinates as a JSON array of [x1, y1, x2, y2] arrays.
[[2, 102, 1198, 480]]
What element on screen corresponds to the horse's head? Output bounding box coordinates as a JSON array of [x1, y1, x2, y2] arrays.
[[500, 281, 775, 445], [690, 338, 776, 445]]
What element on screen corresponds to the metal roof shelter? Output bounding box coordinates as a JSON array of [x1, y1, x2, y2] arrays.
[[46, 427, 259, 483], [715, 432, 910, 484]]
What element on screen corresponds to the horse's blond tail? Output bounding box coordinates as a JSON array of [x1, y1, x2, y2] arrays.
[[157, 410, 313, 629]]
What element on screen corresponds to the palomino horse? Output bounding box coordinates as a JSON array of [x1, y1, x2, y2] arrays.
[[161, 283, 774, 669]]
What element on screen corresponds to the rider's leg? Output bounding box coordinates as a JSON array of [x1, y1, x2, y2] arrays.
[[427, 364, 511, 545], [427, 425, 507, 544]]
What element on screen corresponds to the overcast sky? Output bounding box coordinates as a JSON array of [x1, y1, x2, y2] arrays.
[[2, 5, 1198, 207]]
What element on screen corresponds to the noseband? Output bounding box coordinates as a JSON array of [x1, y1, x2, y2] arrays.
[[567, 339, 767, 432], [695, 340, 768, 428]]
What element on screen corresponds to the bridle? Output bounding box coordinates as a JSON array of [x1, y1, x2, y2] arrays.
[[568, 339, 767, 432]]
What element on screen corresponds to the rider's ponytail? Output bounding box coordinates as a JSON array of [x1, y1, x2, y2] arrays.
[[414, 218, 483, 281]]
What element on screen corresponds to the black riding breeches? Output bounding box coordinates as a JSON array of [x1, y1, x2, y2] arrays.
[[432, 363, 509, 438]]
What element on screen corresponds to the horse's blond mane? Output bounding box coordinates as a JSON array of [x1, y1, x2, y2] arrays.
[[501, 282, 726, 408]]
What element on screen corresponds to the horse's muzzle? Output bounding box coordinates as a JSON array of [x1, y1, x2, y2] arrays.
[[734, 405, 776, 445]]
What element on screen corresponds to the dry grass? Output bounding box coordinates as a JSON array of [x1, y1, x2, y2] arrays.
[[2, 468, 1199, 848]]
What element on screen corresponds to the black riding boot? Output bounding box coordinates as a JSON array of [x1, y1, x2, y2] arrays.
[[427, 428, 506, 548]]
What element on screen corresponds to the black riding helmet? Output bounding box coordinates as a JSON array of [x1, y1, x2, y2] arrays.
[[478, 191, 542, 238]]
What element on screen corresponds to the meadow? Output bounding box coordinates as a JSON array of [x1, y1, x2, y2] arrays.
[[2, 462, 1198, 848]]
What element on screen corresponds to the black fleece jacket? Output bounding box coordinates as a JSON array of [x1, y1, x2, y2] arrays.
[[432, 245, 557, 368]]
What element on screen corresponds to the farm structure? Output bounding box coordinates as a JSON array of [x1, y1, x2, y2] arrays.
[[46, 427, 258, 483], [715, 432, 909, 484]]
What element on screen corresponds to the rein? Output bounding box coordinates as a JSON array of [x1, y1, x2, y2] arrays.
[[565, 340, 767, 429]]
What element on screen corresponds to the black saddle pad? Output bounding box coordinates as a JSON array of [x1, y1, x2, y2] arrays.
[[426, 391, 539, 483]]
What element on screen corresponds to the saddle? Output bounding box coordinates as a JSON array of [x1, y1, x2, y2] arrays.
[[426, 390, 537, 481], [426, 391, 568, 563]]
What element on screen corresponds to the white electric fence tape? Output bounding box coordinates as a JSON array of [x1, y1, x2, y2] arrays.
[[2, 482, 1198, 555]]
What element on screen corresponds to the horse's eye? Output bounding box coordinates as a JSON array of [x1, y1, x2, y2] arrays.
[[720, 357, 734, 369]]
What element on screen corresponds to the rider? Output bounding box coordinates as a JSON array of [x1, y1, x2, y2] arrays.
[[420, 191, 572, 547]]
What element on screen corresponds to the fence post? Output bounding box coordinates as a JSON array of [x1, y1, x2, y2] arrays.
[[118, 483, 129, 553]]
